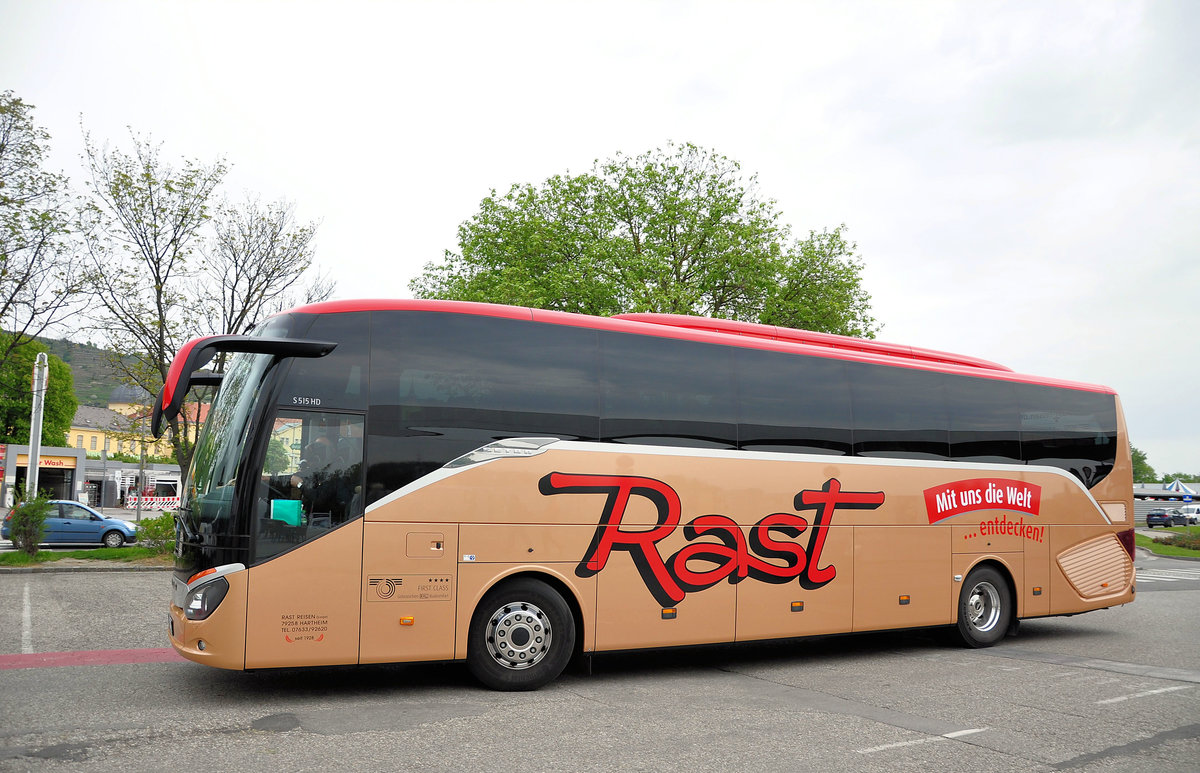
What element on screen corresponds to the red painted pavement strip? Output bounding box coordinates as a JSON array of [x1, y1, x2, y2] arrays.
[[0, 647, 186, 670]]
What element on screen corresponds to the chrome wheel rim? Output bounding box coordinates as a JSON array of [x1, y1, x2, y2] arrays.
[[966, 581, 1001, 633], [484, 601, 552, 670]]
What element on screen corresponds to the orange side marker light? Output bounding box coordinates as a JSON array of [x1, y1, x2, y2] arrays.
[[188, 567, 216, 585]]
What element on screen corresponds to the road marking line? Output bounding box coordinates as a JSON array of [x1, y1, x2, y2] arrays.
[[0, 647, 185, 670], [857, 728, 986, 754], [21, 582, 32, 654], [1138, 569, 1200, 578], [1096, 686, 1192, 704]]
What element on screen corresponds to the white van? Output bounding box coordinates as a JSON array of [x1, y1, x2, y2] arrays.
[[1178, 504, 1200, 525]]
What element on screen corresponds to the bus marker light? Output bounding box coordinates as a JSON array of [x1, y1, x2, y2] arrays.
[[899, 595, 911, 605], [400, 617, 415, 626], [188, 567, 216, 585], [1033, 587, 1042, 596], [791, 601, 804, 612], [661, 609, 677, 620]]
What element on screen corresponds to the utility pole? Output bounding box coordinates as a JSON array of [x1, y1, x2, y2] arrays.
[[101, 445, 108, 509], [26, 353, 48, 500], [135, 444, 146, 523]]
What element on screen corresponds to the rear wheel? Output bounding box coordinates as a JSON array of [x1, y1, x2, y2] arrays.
[[955, 566, 1012, 648], [102, 530, 125, 548], [467, 578, 574, 691]]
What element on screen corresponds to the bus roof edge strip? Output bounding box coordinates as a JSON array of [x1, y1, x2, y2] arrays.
[[611, 312, 1013, 372]]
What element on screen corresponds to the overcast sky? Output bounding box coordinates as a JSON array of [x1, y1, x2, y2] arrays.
[[3, 0, 1197, 475]]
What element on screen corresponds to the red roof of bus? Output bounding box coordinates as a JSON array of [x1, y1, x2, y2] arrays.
[[281, 299, 1116, 395]]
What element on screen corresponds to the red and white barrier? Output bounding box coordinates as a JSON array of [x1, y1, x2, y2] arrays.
[[124, 496, 181, 510]]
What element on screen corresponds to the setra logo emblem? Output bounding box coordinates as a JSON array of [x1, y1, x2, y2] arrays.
[[368, 577, 404, 599]]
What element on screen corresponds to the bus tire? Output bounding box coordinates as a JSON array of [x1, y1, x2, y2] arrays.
[[467, 578, 575, 691], [955, 566, 1011, 648]]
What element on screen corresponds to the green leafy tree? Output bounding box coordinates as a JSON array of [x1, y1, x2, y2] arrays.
[[1131, 446, 1157, 483], [0, 337, 76, 446], [8, 496, 52, 556], [0, 91, 83, 372], [264, 436, 290, 475], [412, 143, 878, 337], [1162, 472, 1199, 483]]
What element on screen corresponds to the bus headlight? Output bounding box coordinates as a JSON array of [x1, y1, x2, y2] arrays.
[[184, 577, 230, 621]]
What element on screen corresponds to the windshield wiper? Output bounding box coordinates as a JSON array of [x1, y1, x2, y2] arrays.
[[174, 507, 198, 542]]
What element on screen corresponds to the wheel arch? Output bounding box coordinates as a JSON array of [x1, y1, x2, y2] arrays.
[[959, 555, 1020, 618], [456, 566, 589, 661], [101, 528, 126, 547]]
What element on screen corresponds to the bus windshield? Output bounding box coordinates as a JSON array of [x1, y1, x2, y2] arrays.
[[183, 350, 274, 539]]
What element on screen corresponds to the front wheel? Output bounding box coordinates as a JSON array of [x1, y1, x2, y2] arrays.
[[955, 566, 1012, 648], [467, 578, 575, 691], [102, 530, 125, 548]]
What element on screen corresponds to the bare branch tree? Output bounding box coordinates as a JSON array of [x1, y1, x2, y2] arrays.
[[80, 127, 227, 471], [197, 197, 328, 337], [0, 91, 84, 370]]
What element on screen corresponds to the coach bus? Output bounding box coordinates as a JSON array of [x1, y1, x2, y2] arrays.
[[156, 300, 1134, 690]]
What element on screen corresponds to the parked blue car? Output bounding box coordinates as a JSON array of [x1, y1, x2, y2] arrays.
[[2, 500, 138, 547]]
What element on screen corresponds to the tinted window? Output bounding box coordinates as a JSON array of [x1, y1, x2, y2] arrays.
[[277, 312, 369, 411], [600, 332, 736, 448], [1017, 384, 1117, 487], [737, 348, 852, 455], [848, 363, 949, 459], [946, 374, 1022, 463], [367, 312, 599, 499]]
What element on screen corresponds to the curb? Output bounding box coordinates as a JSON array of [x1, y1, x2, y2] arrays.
[[0, 564, 172, 574], [1135, 546, 1200, 562]]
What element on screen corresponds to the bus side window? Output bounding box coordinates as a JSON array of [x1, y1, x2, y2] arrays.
[[254, 411, 365, 563]]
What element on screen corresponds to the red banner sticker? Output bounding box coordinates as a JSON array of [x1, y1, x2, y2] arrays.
[[923, 478, 1041, 524]]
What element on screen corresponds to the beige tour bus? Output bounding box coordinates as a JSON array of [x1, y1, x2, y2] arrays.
[[155, 300, 1135, 690]]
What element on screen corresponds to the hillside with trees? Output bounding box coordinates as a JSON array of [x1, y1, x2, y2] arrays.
[[41, 336, 127, 407]]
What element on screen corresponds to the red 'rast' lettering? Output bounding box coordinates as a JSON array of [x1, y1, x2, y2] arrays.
[[540, 472, 685, 604], [540, 473, 885, 607], [794, 478, 887, 587]]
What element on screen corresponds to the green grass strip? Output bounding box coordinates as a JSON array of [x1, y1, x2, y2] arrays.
[[1135, 532, 1200, 558], [0, 546, 165, 566]]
